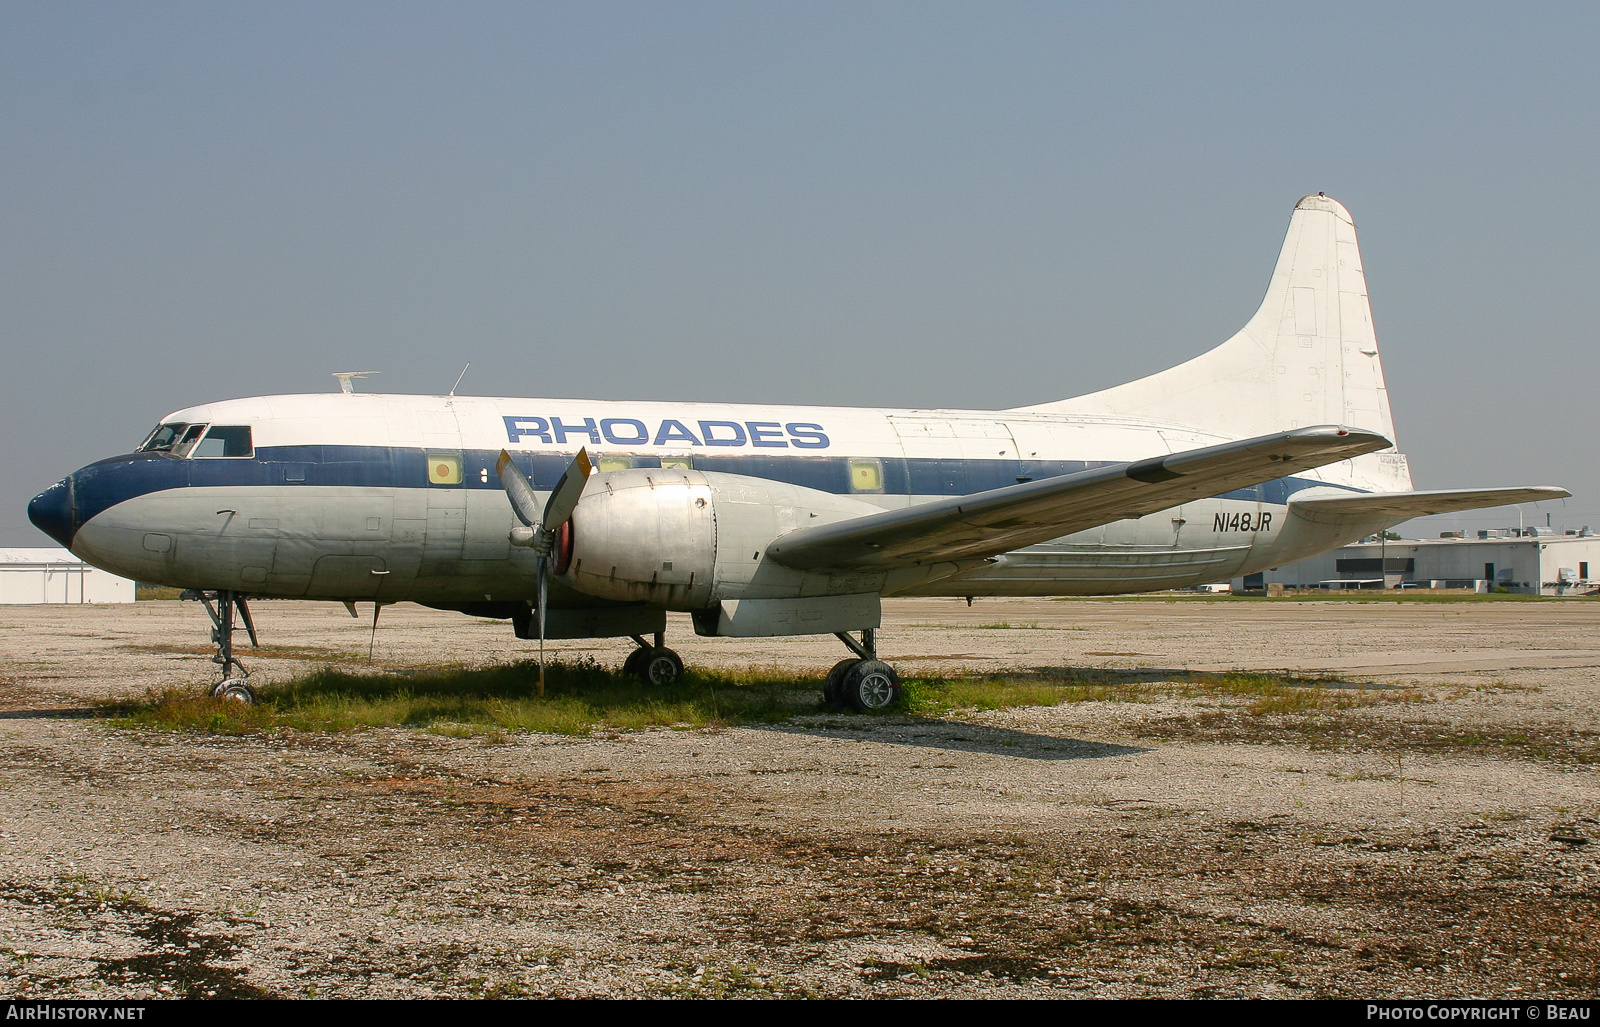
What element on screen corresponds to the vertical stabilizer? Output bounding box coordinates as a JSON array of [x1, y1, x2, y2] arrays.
[[1020, 195, 1412, 491]]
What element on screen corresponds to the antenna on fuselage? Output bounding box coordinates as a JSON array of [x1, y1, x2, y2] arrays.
[[332, 371, 380, 394], [448, 362, 471, 397]]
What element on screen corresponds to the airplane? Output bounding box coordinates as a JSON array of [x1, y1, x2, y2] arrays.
[[26, 194, 1568, 710]]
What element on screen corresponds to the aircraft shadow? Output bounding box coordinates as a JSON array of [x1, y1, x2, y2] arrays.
[[766, 718, 1149, 761], [0, 706, 105, 720]]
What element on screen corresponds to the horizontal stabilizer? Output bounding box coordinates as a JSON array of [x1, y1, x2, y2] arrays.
[[766, 425, 1391, 571], [1288, 486, 1571, 525]]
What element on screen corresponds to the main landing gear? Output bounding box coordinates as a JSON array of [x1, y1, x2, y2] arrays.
[[823, 629, 902, 712], [185, 589, 260, 704], [623, 632, 684, 686]]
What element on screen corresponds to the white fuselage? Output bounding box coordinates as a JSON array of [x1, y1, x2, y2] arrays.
[[59, 391, 1390, 605]]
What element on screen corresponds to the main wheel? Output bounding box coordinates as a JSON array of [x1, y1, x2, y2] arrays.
[[637, 647, 684, 686], [212, 680, 257, 704], [621, 647, 648, 679], [822, 659, 861, 706], [840, 660, 901, 712]]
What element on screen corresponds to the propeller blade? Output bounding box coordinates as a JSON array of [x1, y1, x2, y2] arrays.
[[541, 448, 593, 529], [500, 447, 589, 699], [495, 450, 542, 528]]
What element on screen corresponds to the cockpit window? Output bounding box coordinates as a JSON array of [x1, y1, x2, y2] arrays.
[[192, 425, 254, 458], [173, 423, 209, 457], [139, 423, 188, 452]]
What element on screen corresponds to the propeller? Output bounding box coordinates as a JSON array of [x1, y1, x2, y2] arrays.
[[496, 448, 593, 696]]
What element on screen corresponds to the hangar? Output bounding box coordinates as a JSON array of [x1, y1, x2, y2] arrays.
[[0, 548, 137, 604], [1237, 530, 1599, 596]]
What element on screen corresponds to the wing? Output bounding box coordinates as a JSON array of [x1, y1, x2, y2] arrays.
[[1287, 486, 1571, 524], [766, 425, 1392, 571]]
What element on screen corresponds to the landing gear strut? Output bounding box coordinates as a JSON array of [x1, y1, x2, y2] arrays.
[[187, 589, 260, 704], [824, 629, 902, 712], [624, 632, 684, 686]]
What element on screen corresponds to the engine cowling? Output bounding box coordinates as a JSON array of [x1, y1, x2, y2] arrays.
[[559, 467, 882, 610]]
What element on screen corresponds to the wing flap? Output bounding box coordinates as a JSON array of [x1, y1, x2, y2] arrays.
[[1288, 486, 1570, 524], [766, 425, 1392, 571]]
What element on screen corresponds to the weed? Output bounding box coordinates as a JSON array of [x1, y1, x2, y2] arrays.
[[899, 668, 1389, 717], [110, 657, 817, 738], [899, 673, 1132, 714]]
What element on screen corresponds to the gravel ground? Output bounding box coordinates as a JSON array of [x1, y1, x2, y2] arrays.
[[0, 596, 1596, 999]]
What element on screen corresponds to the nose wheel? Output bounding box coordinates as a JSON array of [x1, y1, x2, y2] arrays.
[[825, 630, 902, 711], [623, 633, 684, 686], [212, 679, 257, 703]]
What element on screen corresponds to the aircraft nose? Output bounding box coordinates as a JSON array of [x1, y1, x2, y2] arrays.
[[28, 476, 77, 549]]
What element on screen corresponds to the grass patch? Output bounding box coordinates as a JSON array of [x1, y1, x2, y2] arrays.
[[135, 583, 184, 600], [111, 658, 822, 737], [1172, 672, 1398, 714], [898, 668, 1388, 717], [107, 660, 1430, 744], [901, 671, 1133, 714]]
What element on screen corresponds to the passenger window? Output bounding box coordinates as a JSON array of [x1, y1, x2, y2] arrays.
[[660, 456, 694, 470], [139, 423, 188, 452], [192, 425, 254, 458], [173, 423, 209, 457], [849, 458, 884, 493], [597, 455, 635, 473]]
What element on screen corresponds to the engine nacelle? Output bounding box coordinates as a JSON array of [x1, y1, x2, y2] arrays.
[[559, 468, 884, 610]]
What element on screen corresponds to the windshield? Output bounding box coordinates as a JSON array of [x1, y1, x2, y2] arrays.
[[139, 423, 188, 452], [173, 423, 208, 456]]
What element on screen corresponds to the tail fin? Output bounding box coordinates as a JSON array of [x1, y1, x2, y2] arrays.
[[1018, 194, 1412, 491]]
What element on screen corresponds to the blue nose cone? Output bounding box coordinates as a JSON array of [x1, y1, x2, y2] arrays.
[[28, 477, 77, 548]]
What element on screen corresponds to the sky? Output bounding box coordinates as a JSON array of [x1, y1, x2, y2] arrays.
[[3, 1, 1596, 546]]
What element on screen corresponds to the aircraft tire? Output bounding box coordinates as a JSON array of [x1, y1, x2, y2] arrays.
[[841, 660, 901, 713], [213, 680, 257, 705], [638, 647, 684, 687], [822, 659, 860, 706], [621, 647, 648, 680]]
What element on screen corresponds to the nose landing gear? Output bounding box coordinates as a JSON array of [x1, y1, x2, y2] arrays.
[[824, 629, 902, 712], [185, 589, 260, 704]]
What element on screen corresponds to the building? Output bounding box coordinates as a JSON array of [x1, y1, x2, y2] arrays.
[[1234, 531, 1600, 596], [0, 548, 137, 604]]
